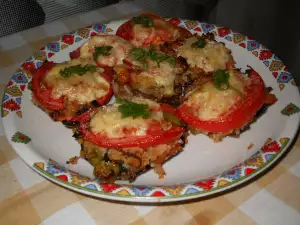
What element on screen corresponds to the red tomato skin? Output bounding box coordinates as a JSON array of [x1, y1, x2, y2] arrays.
[[152, 104, 178, 115], [116, 13, 191, 46], [116, 20, 133, 41], [69, 48, 81, 59], [178, 69, 267, 133], [75, 107, 184, 148], [96, 84, 113, 106], [32, 62, 65, 111], [32, 62, 113, 115]]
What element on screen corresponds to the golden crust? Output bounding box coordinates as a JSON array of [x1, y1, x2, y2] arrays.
[[76, 130, 188, 183]]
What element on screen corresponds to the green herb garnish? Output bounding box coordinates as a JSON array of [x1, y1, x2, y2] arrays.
[[93, 45, 113, 60], [130, 47, 148, 65], [214, 69, 230, 90], [213, 69, 244, 97], [191, 39, 206, 48], [130, 47, 148, 68], [60, 64, 97, 77], [130, 47, 176, 68], [132, 15, 153, 27], [116, 98, 151, 119], [148, 49, 176, 67]]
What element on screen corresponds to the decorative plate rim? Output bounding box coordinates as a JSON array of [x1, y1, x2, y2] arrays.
[[2, 18, 300, 203]]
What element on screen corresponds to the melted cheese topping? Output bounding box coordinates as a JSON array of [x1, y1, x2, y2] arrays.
[[186, 71, 247, 120], [129, 58, 176, 97], [44, 59, 110, 104], [80, 35, 133, 67], [132, 19, 179, 46], [132, 24, 155, 46], [90, 96, 171, 138], [90, 105, 150, 138], [178, 37, 231, 73], [153, 19, 180, 39]]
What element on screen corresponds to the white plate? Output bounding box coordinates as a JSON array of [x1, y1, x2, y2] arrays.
[[2, 19, 300, 203]]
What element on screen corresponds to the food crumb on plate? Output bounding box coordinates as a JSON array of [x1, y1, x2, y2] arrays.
[[248, 143, 254, 150], [66, 156, 80, 165]]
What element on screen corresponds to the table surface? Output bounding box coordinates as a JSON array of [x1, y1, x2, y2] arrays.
[[1, 2, 300, 225]]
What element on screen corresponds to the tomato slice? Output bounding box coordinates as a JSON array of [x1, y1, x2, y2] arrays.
[[98, 66, 114, 83], [116, 20, 133, 41], [32, 61, 113, 115], [69, 48, 81, 59], [116, 13, 191, 46], [32, 62, 65, 111], [152, 104, 178, 114], [83, 126, 184, 148], [75, 105, 184, 148], [178, 69, 274, 133], [95, 83, 113, 106]]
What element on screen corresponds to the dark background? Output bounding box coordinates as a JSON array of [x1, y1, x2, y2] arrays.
[[135, 0, 300, 85], [1, 0, 299, 84]]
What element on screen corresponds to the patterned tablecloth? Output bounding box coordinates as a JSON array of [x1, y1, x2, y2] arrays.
[[1, 2, 300, 225]]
